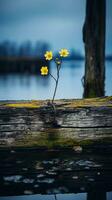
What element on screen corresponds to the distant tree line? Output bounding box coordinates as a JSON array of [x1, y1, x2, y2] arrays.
[[0, 41, 50, 57]]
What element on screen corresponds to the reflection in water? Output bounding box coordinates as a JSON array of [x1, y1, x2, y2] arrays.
[[0, 150, 112, 199], [0, 60, 111, 100], [0, 61, 81, 100]]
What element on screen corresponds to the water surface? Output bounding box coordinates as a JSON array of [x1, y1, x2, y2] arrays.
[[0, 149, 112, 199], [0, 61, 111, 100]]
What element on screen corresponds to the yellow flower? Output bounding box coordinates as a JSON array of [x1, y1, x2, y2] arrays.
[[59, 49, 69, 57], [40, 66, 48, 75], [44, 51, 53, 60]]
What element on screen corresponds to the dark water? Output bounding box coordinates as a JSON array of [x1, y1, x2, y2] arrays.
[[0, 149, 112, 199], [0, 61, 111, 100]]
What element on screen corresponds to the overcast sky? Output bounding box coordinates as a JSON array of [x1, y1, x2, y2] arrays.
[[0, 0, 112, 54]]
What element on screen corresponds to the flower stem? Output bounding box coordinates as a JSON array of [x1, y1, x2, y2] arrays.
[[49, 73, 57, 82], [52, 64, 60, 104]]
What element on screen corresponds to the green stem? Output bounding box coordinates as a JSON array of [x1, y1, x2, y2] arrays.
[[52, 64, 60, 104], [49, 73, 57, 82]]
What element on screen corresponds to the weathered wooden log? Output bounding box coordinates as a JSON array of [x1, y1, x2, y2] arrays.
[[0, 97, 112, 148]]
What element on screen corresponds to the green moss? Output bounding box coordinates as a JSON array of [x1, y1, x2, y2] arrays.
[[5, 132, 112, 149], [1, 96, 112, 108], [14, 135, 78, 148], [5, 100, 43, 108], [65, 96, 112, 108]]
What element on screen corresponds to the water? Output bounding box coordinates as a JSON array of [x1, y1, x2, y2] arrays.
[[0, 149, 112, 199], [0, 194, 87, 200], [0, 61, 112, 199], [0, 193, 111, 200], [0, 61, 111, 100]]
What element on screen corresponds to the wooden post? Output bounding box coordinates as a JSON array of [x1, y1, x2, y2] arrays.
[[83, 0, 106, 98]]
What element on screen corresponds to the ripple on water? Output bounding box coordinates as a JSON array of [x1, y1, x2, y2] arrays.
[[37, 174, 45, 178], [24, 190, 33, 195], [10, 150, 16, 154], [42, 160, 54, 165], [88, 178, 95, 182], [76, 160, 101, 167], [66, 167, 72, 171], [46, 170, 57, 175], [38, 178, 55, 184], [34, 184, 39, 188], [72, 176, 78, 180], [3, 175, 22, 183], [51, 166, 58, 171], [22, 178, 34, 184]]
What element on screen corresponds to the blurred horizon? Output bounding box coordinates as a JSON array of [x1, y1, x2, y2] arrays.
[[0, 0, 112, 100], [0, 0, 112, 55]]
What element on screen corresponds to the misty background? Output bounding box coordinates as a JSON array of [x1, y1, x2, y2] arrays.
[[0, 0, 112, 100], [0, 0, 112, 54]]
